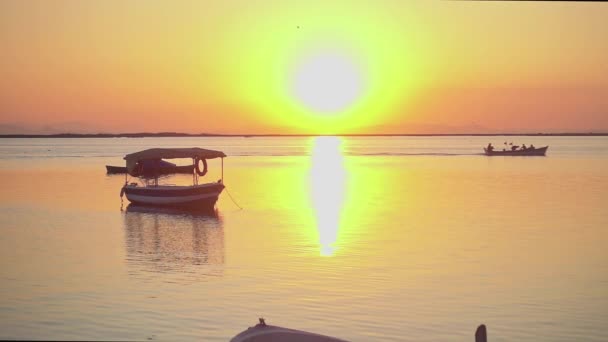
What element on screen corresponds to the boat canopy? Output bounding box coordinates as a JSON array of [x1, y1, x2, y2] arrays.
[[124, 148, 226, 176]]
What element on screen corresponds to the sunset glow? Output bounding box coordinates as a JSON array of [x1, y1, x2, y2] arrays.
[[1, 1, 607, 134], [2, 1, 608, 339]]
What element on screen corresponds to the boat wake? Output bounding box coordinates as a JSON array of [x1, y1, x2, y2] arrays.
[[226, 152, 486, 157], [353, 152, 485, 156], [2, 152, 487, 159]]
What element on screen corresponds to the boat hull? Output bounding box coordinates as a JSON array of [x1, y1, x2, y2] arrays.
[[123, 182, 224, 209], [231, 322, 347, 342], [106, 165, 128, 174], [484, 146, 548, 156]]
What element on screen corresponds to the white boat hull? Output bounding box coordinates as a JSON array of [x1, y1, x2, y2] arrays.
[[124, 182, 224, 209]]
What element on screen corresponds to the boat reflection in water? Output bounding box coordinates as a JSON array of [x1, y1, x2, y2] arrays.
[[123, 204, 224, 281], [309, 136, 347, 256]]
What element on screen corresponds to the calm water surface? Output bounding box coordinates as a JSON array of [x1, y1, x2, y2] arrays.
[[0, 136, 607, 341]]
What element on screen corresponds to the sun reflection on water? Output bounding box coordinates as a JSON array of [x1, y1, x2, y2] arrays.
[[309, 136, 347, 256]]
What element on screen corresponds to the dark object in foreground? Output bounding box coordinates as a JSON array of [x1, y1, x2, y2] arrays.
[[484, 146, 548, 156], [231, 319, 489, 342], [230, 318, 347, 342], [475, 324, 487, 342]]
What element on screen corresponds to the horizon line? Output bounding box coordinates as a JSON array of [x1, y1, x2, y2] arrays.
[[1, 132, 608, 138]]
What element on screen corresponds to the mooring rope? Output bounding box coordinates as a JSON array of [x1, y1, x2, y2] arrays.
[[224, 186, 243, 210], [119, 175, 134, 211]]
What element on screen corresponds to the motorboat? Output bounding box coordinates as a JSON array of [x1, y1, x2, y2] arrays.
[[120, 148, 226, 209], [484, 146, 548, 156], [106, 159, 194, 175]]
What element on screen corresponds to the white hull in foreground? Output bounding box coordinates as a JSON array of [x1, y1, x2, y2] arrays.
[[123, 182, 224, 209]]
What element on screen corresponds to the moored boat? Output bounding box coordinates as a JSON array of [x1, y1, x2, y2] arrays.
[[106, 165, 128, 174], [120, 147, 226, 209], [484, 146, 548, 156]]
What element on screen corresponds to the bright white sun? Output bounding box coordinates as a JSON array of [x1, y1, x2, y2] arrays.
[[291, 52, 363, 114]]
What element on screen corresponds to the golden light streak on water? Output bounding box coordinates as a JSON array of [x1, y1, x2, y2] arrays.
[[309, 136, 347, 256]]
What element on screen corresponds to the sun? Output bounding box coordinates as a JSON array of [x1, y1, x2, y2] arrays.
[[291, 51, 364, 114]]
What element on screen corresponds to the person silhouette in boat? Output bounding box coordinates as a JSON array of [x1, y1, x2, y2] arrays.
[[486, 143, 494, 152], [521, 144, 527, 150], [530, 144, 535, 150]]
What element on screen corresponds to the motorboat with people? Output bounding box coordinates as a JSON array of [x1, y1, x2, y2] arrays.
[[484, 142, 548, 156], [120, 147, 226, 209], [106, 159, 194, 175]]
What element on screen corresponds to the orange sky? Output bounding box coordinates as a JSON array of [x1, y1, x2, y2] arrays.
[[1, 1, 607, 134]]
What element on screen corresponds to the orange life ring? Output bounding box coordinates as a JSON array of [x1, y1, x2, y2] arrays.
[[195, 158, 208, 176]]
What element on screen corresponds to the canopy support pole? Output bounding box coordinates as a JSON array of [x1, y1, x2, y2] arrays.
[[192, 158, 196, 185], [221, 157, 224, 183]]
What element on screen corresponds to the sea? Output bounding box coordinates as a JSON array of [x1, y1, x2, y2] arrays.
[[0, 136, 607, 341]]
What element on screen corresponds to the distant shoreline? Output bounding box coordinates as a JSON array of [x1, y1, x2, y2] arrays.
[[1, 132, 608, 138], [0, 132, 607, 138]]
